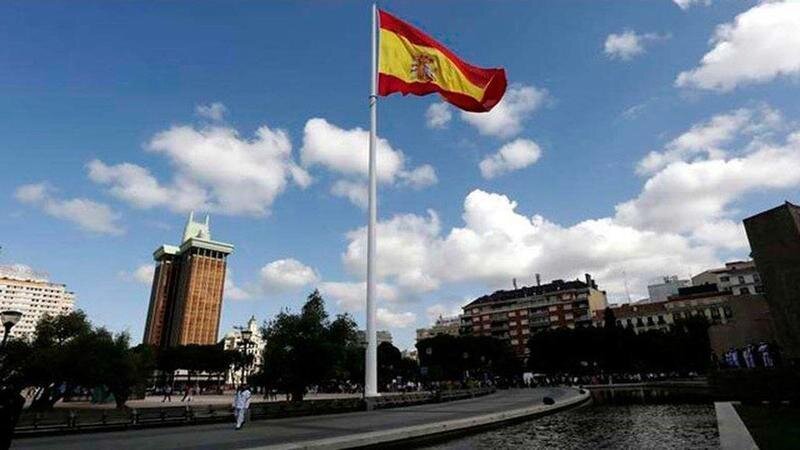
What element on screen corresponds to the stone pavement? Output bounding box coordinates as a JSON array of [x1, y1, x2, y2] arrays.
[[13, 387, 585, 450]]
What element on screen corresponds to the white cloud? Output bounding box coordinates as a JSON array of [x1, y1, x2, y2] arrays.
[[258, 258, 319, 293], [300, 118, 437, 207], [89, 119, 311, 216], [301, 118, 405, 183], [318, 281, 400, 312], [15, 183, 123, 235], [479, 138, 542, 179], [673, 0, 711, 11], [339, 107, 800, 301], [426, 102, 452, 129], [377, 308, 416, 328], [425, 303, 463, 323], [461, 85, 548, 138], [690, 220, 749, 251], [135, 264, 155, 284], [398, 164, 438, 189], [342, 189, 720, 302], [637, 106, 782, 175], [225, 270, 252, 301], [604, 30, 668, 61], [195, 102, 227, 121], [676, 1, 800, 91], [331, 180, 368, 209]]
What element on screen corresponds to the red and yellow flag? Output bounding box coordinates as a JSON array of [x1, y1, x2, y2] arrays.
[[378, 10, 507, 113]]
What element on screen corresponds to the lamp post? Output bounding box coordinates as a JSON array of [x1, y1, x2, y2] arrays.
[[238, 329, 253, 386], [1, 310, 22, 350]]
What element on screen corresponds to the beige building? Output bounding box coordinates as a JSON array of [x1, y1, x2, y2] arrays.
[[691, 260, 763, 296], [143, 212, 234, 348], [416, 315, 461, 342], [223, 316, 265, 385], [593, 301, 674, 334], [0, 265, 75, 339]]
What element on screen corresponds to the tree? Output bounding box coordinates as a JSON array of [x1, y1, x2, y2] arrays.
[[6, 310, 152, 410], [255, 290, 359, 401]]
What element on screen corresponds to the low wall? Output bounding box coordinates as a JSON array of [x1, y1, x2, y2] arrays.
[[13, 388, 496, 437]]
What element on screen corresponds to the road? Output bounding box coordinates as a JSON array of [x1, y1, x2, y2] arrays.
[[13, 387, 583, 450]]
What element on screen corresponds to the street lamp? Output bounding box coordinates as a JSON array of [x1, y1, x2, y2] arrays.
[[1, 310, 22, 349], [238, 329, 253, 386]]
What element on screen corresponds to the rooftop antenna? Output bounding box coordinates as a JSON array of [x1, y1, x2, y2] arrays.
[[512, 278, 518, 289]]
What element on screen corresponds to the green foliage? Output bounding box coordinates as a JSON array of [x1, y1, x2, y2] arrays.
[[1, 311, 154, 410], [416, 334, 521, 382], [253, 290, 360, 401], [526, 316, 713, 374]]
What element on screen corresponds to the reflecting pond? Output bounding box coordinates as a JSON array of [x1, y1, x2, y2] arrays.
[[422, 388, 719, 449]]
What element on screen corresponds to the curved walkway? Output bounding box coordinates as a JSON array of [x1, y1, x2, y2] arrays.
[[13, 387, 589, 450]]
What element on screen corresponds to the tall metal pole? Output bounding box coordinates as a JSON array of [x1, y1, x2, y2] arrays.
[[365, 2, 379, 398]]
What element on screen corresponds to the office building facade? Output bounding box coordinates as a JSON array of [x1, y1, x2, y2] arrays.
[[143, 212, 234, 348]]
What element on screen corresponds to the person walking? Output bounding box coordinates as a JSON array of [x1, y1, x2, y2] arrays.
[[161, 384, 172, 403], [233, 385, 252, 430]]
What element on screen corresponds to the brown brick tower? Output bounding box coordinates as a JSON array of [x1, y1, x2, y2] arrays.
[[142, 212, 234, 348], [744, 201, 800, 362]]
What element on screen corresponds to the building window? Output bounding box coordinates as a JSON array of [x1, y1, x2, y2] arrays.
[[511, 339, 519, 345], [723, 306, 733, 318], [550, 315, 559, 322], [565, 313, 573, 320], [510, 321, 517, 327], [548, 306, 557, 312], [636, 318, 644, 326], [657, 315, 665, 324], [647, 317, 654, 326], [508, 311, 516, 317], [738, 276, 745, 284], [720, 276, 730, 282], [740, 287, 750, 295]]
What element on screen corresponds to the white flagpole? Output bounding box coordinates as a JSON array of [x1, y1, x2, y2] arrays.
[[365, 2, 379, 399]]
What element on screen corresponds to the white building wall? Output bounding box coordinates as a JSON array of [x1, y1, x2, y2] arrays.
[[0, 267, 75, 339]]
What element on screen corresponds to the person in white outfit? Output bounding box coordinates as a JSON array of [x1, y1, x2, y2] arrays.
[[233, 385, 252, 430]]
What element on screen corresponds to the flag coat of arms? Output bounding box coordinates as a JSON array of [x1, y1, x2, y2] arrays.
[[377, 10, 507, 112]]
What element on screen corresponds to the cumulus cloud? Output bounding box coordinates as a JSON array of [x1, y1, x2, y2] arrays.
[[330, 180, 368, 209], [377, 308, 416, 328], [119, 263, 155, 284], [637, 108, 752, 175], [89, 119, 311, 216], [673, 0, 711, 10], [398, 164, 438, 189], [676, 1, 800, 91], [461, 85, 548, 138], [258, 258, 319, 293], [300, 118, 437, 207], [15, 183, 123, 235], [426, 102, 452, 129], [318, 281, 400, 312], [479, 138, 542, 179], [195, 102, 227, 121], [604, 30, 669, 61], [225, 270, 252, 301], [340, 106, 800, 301], [425, 303, 463, 323]]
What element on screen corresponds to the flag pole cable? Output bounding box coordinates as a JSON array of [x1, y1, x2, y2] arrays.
[[365, 2, 379, 399]]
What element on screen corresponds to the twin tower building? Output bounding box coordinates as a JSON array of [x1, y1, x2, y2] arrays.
[[142, 212, 234, 349]]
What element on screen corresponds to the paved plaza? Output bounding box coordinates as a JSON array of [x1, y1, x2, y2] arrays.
[[13, 388, 584, 450]]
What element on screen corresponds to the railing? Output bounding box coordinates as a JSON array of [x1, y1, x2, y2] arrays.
[[14, 388, 497, 436]]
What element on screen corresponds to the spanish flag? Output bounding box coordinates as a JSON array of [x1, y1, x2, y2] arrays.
[[378, 10, 507, 113]]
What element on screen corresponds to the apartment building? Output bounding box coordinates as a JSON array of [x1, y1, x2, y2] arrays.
[[0, 265, 75, 339], [461, 275, 607, 358]]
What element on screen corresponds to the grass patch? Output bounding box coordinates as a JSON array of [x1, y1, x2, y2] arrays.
[[734, 404, 800, 450]]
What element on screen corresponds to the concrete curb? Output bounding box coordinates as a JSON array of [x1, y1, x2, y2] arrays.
[[247, 389, 591, 450], [715, 402, 759, 450]]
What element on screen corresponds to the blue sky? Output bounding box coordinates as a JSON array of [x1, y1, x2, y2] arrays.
[[2, 0, 800, 350]]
